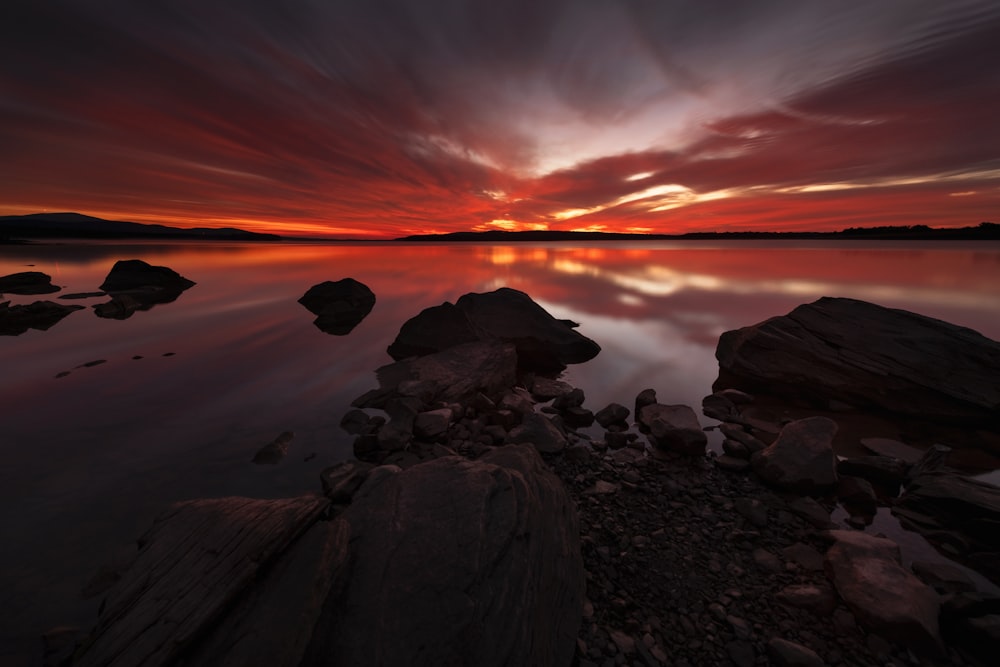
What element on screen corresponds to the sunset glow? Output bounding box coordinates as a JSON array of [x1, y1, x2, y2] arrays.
[[2, 1, 999, 238]]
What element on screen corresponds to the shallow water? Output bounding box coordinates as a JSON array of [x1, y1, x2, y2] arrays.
[[2, 239, 999, 659]]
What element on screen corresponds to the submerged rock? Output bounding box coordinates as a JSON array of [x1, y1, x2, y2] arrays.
[[298, 278, 375, 335], [251, 431, 294, 464], [0, 270, 60, 295], [0, 300, 83, 335], [94, 259, 195, 319], [387, 287, 600, 372], [714, 297, 1000, 428]]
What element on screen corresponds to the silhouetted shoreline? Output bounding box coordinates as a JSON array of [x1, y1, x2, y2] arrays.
[[397, 222, 1000, 242]]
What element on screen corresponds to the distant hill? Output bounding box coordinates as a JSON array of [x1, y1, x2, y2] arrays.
[[397, 222, 1000, 242], [0, 212, 282, 241]]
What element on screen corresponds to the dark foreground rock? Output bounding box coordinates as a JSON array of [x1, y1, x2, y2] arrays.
[[387, 287, 600, 371], [0, 299, 84, 335], [94, 259, 195, 319], [72, 446, 582, 667], [0, 270, 60, 295], [297, 278, 375, 335], [306, 445, 583, 666], [714, 296, 1000, 428], [75, 495, 331, 667]]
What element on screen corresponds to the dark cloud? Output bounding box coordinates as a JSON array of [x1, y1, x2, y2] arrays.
[[1, 0, 998, 236]]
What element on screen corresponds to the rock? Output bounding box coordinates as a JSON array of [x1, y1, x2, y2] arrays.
[[413, 408, 453, 440], [722, 438, 749, 459], [506, 413, 568, 453], [184, 519, 350, 667], [0, 299, 83, 335], [836, 456, 908, 493], [594, 403, 630, 429], [530, 376, 573, 401], [100, 259, 195, 293], [719, 423, 766, 453], [634, 388, 657, 421], [718, 388, 754, 405], [386, 287, 600, 372], [725, 640, 755, 667], [297, 278, 375, 335], [823, 529, 943, 657], [786, 496, 834, 528], [752, 548, 783, 573], [585, 480, 619, 495], [42, 626, 83, 667], [339, 409, 371, 435], [836, 475, 878, 515], [702, 392, 738, 421], [734, 497, 768, 528], [552, 387, 585, 411], [714, 296, 1000, 427], [306, 445, 583, 667], [766, 638, 824, 667], [498, 390, 534, 415], [860, 437, 924, 465], [74, 495, 331, 667], [776, 584, 837, 615], [251, 431, 294, 464], [751, 417, 838, 493], [355, 340, 518, 409], [59, 291, 106, 299], [894, 470, 1000, 583], [0, 270, 60, 294], [781, 543, 825, 572], [95, 259, 195, 319], [320, 460, 375, 503], [940, 594, 1000, 666], [715, 455, 750, 472], [640, 404, 707, 455], [561, 406, 595, 428], [911, 560, 977, 594]]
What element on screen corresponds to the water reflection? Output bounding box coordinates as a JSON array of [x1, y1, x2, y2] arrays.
[[1, 239, 999, 658]]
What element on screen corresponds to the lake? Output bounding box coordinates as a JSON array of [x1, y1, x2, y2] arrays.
[[2, 239, 1000, 660]]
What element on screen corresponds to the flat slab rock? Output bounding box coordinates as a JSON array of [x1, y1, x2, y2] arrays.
[[76, 495, 329, 667], [823, 530, 943, 658], [714, 297, 1000, 426]]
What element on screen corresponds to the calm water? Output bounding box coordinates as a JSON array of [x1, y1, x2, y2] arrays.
[[2, 240, 1000, 659]]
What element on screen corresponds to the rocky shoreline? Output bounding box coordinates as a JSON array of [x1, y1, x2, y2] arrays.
[[55, 289, 999, 667]]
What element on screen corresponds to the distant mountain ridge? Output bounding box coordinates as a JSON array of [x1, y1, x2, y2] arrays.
[[0, 212, 281, 241], [397, 222, 1000, 242]]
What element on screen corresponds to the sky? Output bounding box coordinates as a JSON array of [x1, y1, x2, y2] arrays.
[[1, 0, 999, 238]]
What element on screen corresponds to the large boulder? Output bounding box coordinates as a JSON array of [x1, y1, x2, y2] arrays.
[[823, 530, 943, 658], [95, 259, 195, 319], [303, 445, 584, 667], [0, 271, 60, 295], [297, 278, 375, 335], [0, 300, 83, 335], [893, 471, 1000, 584], [99, 259, 195, 293], [387, 287, 600, 371], [714, 297, 1000, 427], [751, 417, 838, 493]]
